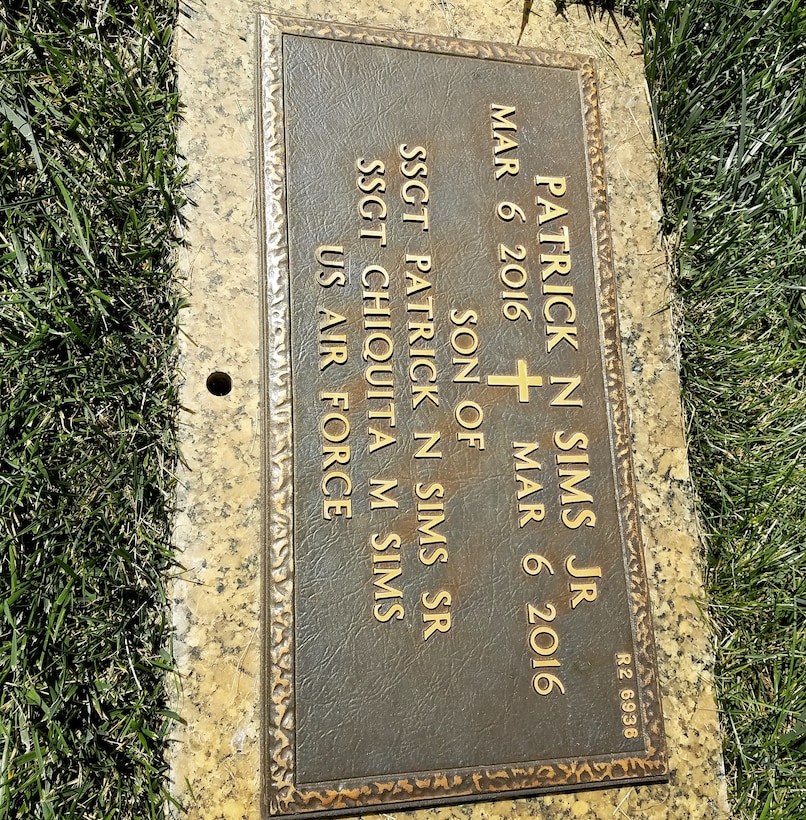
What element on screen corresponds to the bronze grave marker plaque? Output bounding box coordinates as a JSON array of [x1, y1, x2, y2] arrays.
[[258, 15, 667, 818]]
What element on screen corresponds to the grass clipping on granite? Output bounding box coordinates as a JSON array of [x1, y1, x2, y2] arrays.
[[640, 1, 806, 818], [0, 1, 183, 817]]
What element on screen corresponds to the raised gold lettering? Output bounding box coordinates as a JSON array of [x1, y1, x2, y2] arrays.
[[399, 145, 429, 229], [318, 329, 347, 369], [368, 401, 396, 426], [416, 482, 447, 564], [411, 383, 438, 408], [451, 356, 481, 384], [320, 391, 348, 409], [566, 556, 601, 609], [450, 310, 481, 384], [539, 226, 570, 250], [406, 253, 431, 270], [371, 532, 404, 622], [495, 157, 519, 178], [561, 508, 597, 529], [320, 395, 352, 519], [361, 264, 389, 288], [490, 104, 517, 130], [322, 470, 351, 496], [406, 272, 431, 296], [365, 364, 393, 387], [360, 222, 387, 245], [490, 104, 520, 179], [315, 245, 345, 287], [546, 323, 578, 352], [540, 251, 571, 280], [322, 442, 350, 470], [363, 291, 390, 330], [494, 132, 518, 154], [557, 467, 592, 505], [458, 432, 485, 449], [398, 143, 426, 162], [408, 321, 434, 344], [421, 590, 452, 640], [403, 207, 429, 230], [358, 159, 387, 245], [362, 332, 393, 363], [418, 545, 448, 565], [369, 478, 399, 510], [356, 158, 384, 175], [410, 358, 437, 383], [488, 359, 543, 403], [371, 531, 400, 550], [401, 159, 427, 178], [359, 194, 387, 220], [525, 600, 564, 694], [555, 431, 596, 529], [536, 197, 568, 225], [455, 400, 483, 429], [543, 296, 576, 324], [534, 175, 567, 197], [566, 555, 602, 578], [550, 376, 583, 407], [452, 357, 479, 383], [518, 504, 545, 527], [321, 412, 349, 443], [516, 474, 543, 500], [372, 563, 403, 598], [513, 441, 540, 471], [323, 499, 352, 519], [320, 309, 346, 330], [368, 427, 396, 452], [513, 443, 545, 527], [374, 602, 404, 622], [569, 582, 598, 608], [401, 179, 429, 205], [554, 430, 589, 451], [357, 173, 385, 194], [414, 432, 442, 459], [522, 554, 553, 576], [417, 510, 446, 545], [450, 307, 478, 325], [450, 327, 478, 355]]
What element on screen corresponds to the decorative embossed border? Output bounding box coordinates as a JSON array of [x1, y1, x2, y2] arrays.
[[257, 15, 667, 818]]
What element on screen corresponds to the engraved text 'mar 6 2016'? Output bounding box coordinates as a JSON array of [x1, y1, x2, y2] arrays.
[[257, 15, 667, 818]]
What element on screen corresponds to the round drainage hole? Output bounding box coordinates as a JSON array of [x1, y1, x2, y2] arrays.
[[206, 371, 232, 396]]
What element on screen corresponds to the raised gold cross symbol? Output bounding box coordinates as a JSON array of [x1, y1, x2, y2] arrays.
[[487, 359, 543, 403]]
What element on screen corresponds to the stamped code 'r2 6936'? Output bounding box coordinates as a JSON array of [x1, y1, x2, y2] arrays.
[[616, 653, 640, 739]]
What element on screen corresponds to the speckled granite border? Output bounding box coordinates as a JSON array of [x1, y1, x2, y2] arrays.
[[172, 2, 729, 818]]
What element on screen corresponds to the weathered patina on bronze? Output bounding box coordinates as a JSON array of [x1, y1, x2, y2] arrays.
[[258, 15, 667, 818]]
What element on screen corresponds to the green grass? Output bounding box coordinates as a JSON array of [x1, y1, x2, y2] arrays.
[[640, 1, 806, 817], [0, 1, 183, 817]]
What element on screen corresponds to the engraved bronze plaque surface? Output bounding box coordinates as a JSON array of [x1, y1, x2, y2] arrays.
[[258, 15, 667, 818]]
